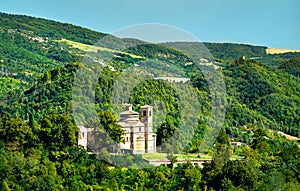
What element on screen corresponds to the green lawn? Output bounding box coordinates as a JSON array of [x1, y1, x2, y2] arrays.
[[142, 152, 243, 161], [142, 153, 168, 160]]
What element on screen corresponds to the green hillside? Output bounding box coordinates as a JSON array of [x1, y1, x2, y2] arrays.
[[0, 12, 299, 149], [163, 41, 300, 67], [0, 13, 299, 190], [223, 58, 300, 136]]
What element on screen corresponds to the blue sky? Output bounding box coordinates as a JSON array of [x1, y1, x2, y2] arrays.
[[0, 0, 299, 49]]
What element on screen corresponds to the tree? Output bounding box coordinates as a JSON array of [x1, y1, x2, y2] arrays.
[[171, 162, 202, 190], [156, 121, 176, 146], [213, 128, 231, 167], [98, 110, 124, 143], [0, 112, 35, 150], [167, 153, 178, 169], [251, 128, 271, 154], [221, 160, 258, 190], [38, 112, 78, 151]]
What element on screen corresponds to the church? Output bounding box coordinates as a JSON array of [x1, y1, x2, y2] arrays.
[[78, 104, 156, 154], [117, 104, 156, 154]]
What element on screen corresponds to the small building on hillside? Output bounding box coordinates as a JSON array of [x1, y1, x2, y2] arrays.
[[78, 125, 94, 151]]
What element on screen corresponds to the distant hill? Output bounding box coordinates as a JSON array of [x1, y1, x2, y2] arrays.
[[0, 12, 299, 141], [0, 12, 106, 45], [162, 42, 300, 67], [162, 42, 267, 60]]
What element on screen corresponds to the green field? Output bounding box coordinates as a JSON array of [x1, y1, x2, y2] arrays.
[[57, 38, 144, 58]]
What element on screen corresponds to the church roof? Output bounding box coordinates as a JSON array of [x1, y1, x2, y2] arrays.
[[120, 110, 139, 115], [140, 105, 152, 108], [118, 121, 144, 127], [117, 121, 130, 127]]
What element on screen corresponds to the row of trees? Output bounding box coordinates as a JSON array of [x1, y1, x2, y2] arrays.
[[1, 112, 299, 190]]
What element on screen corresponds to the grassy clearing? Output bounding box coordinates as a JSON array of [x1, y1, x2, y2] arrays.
[[142, 153, 168, 160], [58, 38, 114, 52], [143, 152, 243, 161], [142, 153, 213, 160], [57, 38, 143, 58]]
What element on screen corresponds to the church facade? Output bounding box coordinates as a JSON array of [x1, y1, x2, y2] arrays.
[[78, 104, 156, 154], [118, 104, 156, 154]]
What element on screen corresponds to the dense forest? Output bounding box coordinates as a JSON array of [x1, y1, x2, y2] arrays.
[[0, 12, 299, 190]]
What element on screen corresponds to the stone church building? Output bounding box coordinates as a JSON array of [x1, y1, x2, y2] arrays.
[[78, 104, 156, 154], [118, 104, 156, 154]]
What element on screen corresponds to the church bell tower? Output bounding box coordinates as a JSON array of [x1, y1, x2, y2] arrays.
[[141, 105, 153, 133], [140, 105, 156, 153]]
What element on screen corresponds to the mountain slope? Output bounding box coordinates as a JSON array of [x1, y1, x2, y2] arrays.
[[223, 58, 300, 136], [0, 12, 299, 140], [163, 41, 300, 67]]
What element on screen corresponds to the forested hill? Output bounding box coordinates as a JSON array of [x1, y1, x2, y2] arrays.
[[0, 12, 107, 45], [0, 11, 299, 136], [0, 12, 299, 190], [162, 41, 300, 67]]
